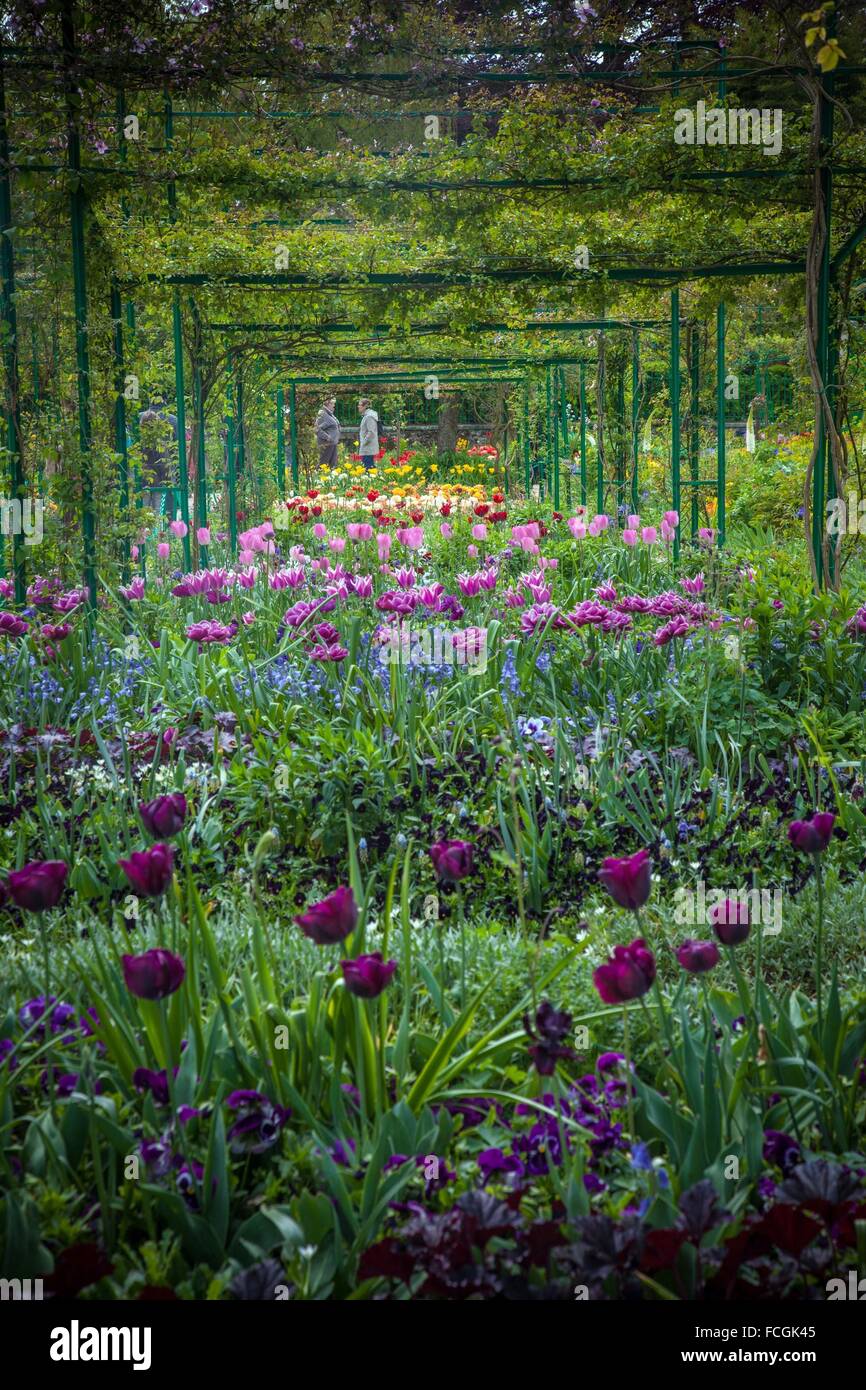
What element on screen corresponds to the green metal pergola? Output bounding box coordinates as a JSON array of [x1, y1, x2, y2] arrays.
[[1, 11, 864, 597]]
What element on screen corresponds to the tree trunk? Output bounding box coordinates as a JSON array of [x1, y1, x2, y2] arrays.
[[437, 395, 459, 453]]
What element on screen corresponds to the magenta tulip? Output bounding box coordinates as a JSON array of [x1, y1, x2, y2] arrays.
[[429, 839, 474, 883], [598, 848, 652, 911], [7, 860, 68, 912], [122, 948, 185, 1000], [787, 812, 835, 855], [138, 794, 187, 839], [341, 952, 397, 998], [676, 939, 720, 974], [118, 844, 175, 898], [295, 885, 357, 945], [709, 898, 751, 947], [593, 938, 656, 1004]]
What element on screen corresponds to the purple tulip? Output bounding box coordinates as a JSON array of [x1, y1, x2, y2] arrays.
[[787, 812, 835, 855], [341, 952, 397, 998], [139, 793, 187, 839], [676, 938, 720, 974], [709, 898, 751, 947], [762, 1129, 800, 1174], [295, 885, 357, 945], [429, 839, 474, 882], [7, 860, 68, 911], [598, 848, 652, 910], [122, 948, 185, 1000], [119, 843, 175, 897], [593, 938, 656, 1004]]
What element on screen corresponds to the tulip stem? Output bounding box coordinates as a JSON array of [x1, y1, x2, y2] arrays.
[[814, 853, 824, 1042], [622, 1005, 636, 1143]]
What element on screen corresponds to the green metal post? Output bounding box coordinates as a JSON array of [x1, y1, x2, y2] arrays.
[[670, 289, 681, 562], [62, 1, 95, 607], [689, 325, 700, 539], [165, 95, 192, 569], [226, 363, 238, 556], [631, 331, 640, 514], [289, 382, 299, 489], [190, 303, 209, 567], [716, 302, 726, 548], [0, 42, 25, 602], [616, 363, 625, 517], [596, 339, 605, 516], [551, 365, 560, 508], [579, 361, 587, 507], [111, 283, 130, 580], [559, 366, 570, 507], [813, 42, 835, 589], [523, 381, 530, 494], [276, 386, 286, 492], [544, 365, 552, 503]]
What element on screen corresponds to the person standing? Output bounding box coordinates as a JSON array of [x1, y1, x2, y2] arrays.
[[358, 397, 379, 472], [314, 396, 341, 469]]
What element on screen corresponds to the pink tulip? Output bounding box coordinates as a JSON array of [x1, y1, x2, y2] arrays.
[[440, 523, 453, 539], [588, 518, 603, 537], [622, 528, 637, 546], [197, 527, 210, 546], [627, 514, 640, 529], [661, 521, 675, 543], [329, 537, 346, 553], [313, 523, 327, 540], [356, 523, 373, 541], [238, 548, 255, 566], [467, 544, 478, 558], [170, 519, 188, 538], [241, 610, 255, 625], [157, 542, 170, 559], [471, 524, 487, 541], [568, 518, 586, 540], [131, 545, 139, 560], [663, 510, 679, 528], [641, 526, 658, 545]]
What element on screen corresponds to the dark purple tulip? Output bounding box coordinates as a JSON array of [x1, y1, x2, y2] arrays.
[[593, 938, 656, 1004], [341, 952, 397, 999], [787, 812, 835, 855], [429, 839, 474, 882], [139, 793, 187, 839], [119, 843, 175, 897], [122, 948, 185, 1001], [295, 885, 357, 945], [598, 848, 652, 910], [7, 859, 68, 911], [523, 999, 577, 1075], [709, 898, 751, 947], [676, 938, 720, 974]]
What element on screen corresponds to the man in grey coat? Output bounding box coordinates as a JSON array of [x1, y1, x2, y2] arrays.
[[358, 397, 379, 471], [314, 397, 341, 469]]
